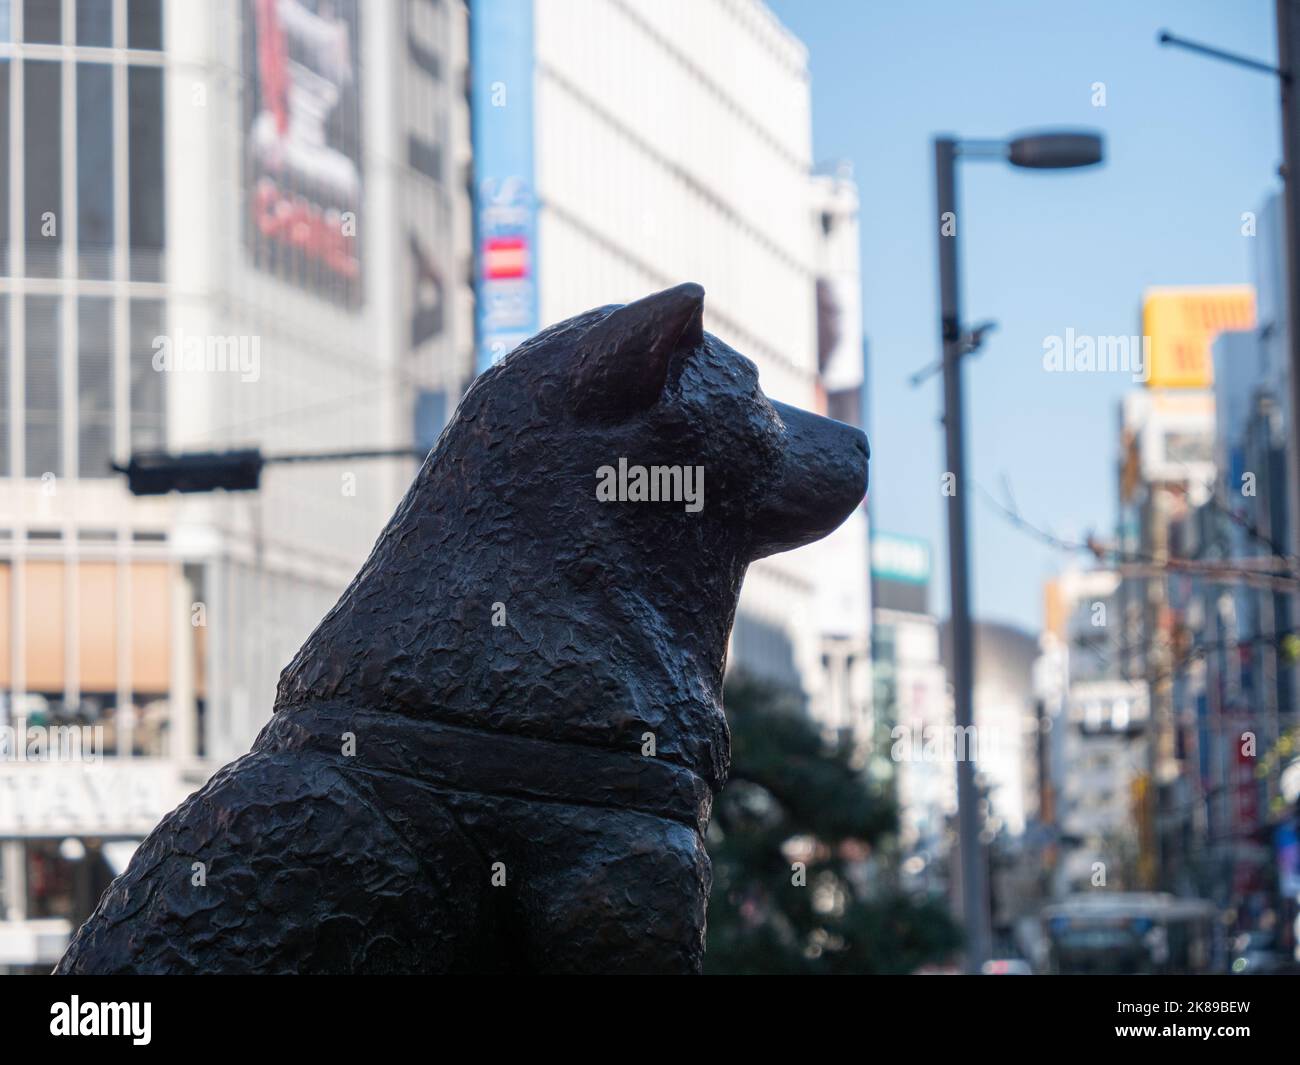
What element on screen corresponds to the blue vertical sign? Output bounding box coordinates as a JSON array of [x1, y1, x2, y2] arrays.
[[472, 0, 539, 373]]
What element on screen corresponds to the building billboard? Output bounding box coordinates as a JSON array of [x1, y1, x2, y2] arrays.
[[871, 533, 931, 584], [0, 762, 187, 837], [871, 533, 931, 614], [1123, 390, 1217, 487], [1141, 286, 1255, 389], [472, 0, 539, 372], [242, 0, 364, 308]]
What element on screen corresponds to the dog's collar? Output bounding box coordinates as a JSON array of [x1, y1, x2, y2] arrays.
[[259, 701, 713, 834]]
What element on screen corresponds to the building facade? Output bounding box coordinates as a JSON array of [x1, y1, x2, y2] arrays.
[[1039, 567, 1150, 895], [0, 0, 474, 970], [938, 620, 1038, 840], [1117, 287, 1254, 894], [870, 533, 952, 896], [807, 163, 871, 738], [1173, 201, 1300, 952]]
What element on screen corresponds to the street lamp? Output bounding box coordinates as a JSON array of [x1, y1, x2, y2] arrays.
[[934, 128, 1104, 973]]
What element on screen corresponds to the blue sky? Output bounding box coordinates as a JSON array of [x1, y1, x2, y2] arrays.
[[768, 0, 1281, 631]]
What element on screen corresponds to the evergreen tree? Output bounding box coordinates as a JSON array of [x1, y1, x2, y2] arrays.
[[704, 672, 962, 974]]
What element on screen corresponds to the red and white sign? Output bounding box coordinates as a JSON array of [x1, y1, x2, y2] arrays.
[[483, 237, 529, 280]]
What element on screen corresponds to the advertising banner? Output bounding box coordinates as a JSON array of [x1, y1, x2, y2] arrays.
[[472, 0, 539, 372], [1141, 286, 1255, 390], [242, 0, 364, 308]]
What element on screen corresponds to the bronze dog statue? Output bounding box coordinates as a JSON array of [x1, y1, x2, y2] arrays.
[[56, 284, 868, 973]]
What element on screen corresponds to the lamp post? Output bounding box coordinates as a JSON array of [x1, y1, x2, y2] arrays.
[[934, 130, 1104, 972]]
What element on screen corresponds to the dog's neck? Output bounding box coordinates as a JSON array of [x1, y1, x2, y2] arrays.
[[275, 451, 745, 789]]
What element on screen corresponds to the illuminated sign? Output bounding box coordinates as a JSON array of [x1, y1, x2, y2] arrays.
[[242, 0, 364, 308], [1141, 286, 1255, 389]]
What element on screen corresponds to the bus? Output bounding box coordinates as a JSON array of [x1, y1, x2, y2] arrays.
[[1041, 893, 1218, 974]]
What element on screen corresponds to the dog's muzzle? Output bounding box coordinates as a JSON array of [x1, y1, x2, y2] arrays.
[[749, 399, 869, 560]]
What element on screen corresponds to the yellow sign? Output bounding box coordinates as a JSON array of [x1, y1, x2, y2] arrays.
[[1142, 286, 1255, 389]]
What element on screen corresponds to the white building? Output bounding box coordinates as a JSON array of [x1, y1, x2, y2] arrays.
[[1039, 567, 1150, 894], [472, 0, 869, 716], [808, 164, 871, 737], [0, 0, 474, 971], [870, 534, 953, 891], [942, 620, 1038, 838]]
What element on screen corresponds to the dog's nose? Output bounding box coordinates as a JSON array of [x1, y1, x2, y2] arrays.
[[847, 426, 869, 489], [853, 427, 869, 461], [749, 401, 868, 560]]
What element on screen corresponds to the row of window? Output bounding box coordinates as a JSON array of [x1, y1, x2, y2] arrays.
[[3, 0, 162, 50], [0, 558, 188, 760], [0, 293, 165, 478], [0, 57, 165, 281]]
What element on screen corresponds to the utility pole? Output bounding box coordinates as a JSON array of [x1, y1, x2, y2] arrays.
[[935, 137, 992, 972], [1276, 1, 1300, 566]]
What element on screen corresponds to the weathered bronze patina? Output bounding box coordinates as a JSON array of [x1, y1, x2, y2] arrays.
[[56, 284, 868, 974]]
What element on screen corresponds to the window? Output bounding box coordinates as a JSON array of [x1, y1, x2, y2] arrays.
[[24, 294, 61, 477], [0, 563, 9, 715], [78, 297, 113, 476], [129, 298, 164, 450], [127, 0, 161, 50], [23, 558, 65, 691], [408, 135, 442, 183], [77, 63, 114, 279], [24, 60, 61, 278], [0, 297, 7, 474], [26, 842, 75, 919], [22, 0, 59, 44], [76, 0, 112, 46], [0, 58, 9, 274], [129, 560, 172, 757], [128, 65, 164, 280]]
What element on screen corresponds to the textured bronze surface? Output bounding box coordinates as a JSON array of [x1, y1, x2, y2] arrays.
[[56, 284, 868, 974]]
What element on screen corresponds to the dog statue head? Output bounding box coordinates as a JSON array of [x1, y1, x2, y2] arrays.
[[455, 281, 867, 557], [276, 284, 868, 789]]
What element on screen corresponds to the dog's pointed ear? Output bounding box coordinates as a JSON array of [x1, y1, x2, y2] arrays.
[[571, 283, 704, 417]]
